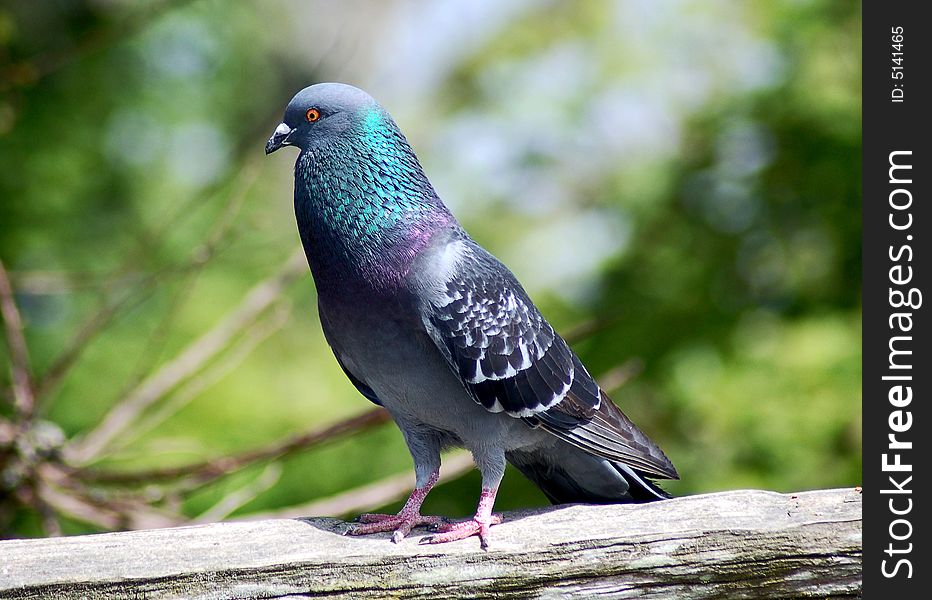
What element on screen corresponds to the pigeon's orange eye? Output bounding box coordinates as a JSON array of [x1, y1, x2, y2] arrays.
[[306, 108, 321, 122]]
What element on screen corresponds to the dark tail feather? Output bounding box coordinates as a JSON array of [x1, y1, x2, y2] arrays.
[[507, 445, 671, 505], [611, 461, 671, 502]]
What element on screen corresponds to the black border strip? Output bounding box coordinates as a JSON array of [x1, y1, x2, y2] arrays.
[[863, 1, 930, 595]]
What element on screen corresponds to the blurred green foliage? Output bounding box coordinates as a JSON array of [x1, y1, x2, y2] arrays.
[[1, 0, 860, 538]]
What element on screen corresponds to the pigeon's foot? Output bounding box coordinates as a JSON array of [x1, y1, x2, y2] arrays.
[[346, 472, 441, 543], [347, 511, 445, 543], [420, 514, 503, 550]]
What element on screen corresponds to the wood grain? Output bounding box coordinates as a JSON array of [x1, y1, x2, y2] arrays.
[[0, 488, 862, 599]]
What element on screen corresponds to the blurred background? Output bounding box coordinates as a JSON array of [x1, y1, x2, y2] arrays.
[[0, 0, 860, 538]]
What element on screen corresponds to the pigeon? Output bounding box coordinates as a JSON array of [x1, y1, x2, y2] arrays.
[[266, 83, 677, 548]]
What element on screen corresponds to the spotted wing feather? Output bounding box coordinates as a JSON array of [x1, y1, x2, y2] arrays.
[[424, 249, 590, 418], [422, 242, 678, 480]]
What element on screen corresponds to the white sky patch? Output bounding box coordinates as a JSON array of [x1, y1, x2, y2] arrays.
[[583, 86, 682, 164], [104, 110, 165, 168], [166, 122, 229, 188], [140, 15, 219, 79], [371, 0, 537, 106], [505, 208, 631, 303]]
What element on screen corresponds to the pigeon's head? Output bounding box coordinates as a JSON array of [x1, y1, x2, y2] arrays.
[[265, 83, 383, 155]]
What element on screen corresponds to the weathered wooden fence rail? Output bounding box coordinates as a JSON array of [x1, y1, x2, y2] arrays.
[[0, 488, 861, 599]]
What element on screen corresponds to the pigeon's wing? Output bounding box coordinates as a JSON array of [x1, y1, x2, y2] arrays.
[[420, 243, 677, 480], [534, 385, 678, 480]]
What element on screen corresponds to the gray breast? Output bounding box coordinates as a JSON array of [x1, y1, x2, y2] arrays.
[[318, 292, 544, 452]]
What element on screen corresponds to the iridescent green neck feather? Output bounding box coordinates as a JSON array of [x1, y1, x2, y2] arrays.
[[293, 107, 453, 292]]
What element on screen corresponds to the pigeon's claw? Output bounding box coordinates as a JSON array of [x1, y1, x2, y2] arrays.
[[420, 514, 503, 550], [347, 511, 445, 542], [347, 473, 442, 542]]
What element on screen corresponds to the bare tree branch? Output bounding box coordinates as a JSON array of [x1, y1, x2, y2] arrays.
[[34, 159, 262, 404], [76, 408, 391, 486], [38, 477, 183, 531], [193, 463, 283, 524], [598, 359, 644, 392], [33, 283, 156, 403], [0, 259, 35, 421], [32, 485, 64, 538], [115, 159, 260, 405], [5, 270, 151, 296], [65, 250, 308, 464], [240, 451, 476, 521], [108, 300, 293, 455], [562, 313, 623, 345]]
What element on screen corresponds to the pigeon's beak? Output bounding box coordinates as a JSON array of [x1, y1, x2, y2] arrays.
[[265, 123, 293, 155]]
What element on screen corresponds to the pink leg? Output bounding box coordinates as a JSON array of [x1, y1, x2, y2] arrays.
[[346, 472, 442, 543], [420, 486, 502, 550]]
